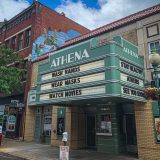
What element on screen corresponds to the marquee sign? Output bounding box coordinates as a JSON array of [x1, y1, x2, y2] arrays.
[[50, 49, 89, 67], [121, 86, 144, 98], [41, 72, 105, 91], [28, 36, 145, 105], [120, 60, 143, 75], [40, 85, 106, 101], [41, 60, 104, 81], [120, 73, 143, 87]]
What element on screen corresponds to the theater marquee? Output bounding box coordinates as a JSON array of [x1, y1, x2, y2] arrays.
[[28, 36, 145, 105]]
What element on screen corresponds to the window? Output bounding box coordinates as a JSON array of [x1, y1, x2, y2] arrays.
[[5, 40, 10, 48], [148, 40, 160, 54], [11, 36, 16, 50], [96, 114, 112, 136], [18, 33, 23, 50], [43, 107, 52, 136], [25, 28, 31, 47], [146, 24, 159, 38], [19, 60, 27, 81]]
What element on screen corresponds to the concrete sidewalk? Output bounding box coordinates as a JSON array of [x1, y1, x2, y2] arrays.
[[0, 138, 138, 160]]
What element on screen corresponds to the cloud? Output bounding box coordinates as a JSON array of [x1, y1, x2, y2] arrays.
[[55, 0, 160, 30], [0, 0, 30, 22]]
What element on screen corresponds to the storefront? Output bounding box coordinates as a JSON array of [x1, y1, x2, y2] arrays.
[[26, 36, 145, 154], [0, 96, 25, 139]]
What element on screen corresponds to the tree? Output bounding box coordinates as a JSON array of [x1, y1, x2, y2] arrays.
[[0, 45, 21, 94]]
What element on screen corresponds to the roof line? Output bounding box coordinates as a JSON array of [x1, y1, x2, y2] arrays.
[[63, 3, 160, 47], [0, 3, 35, 29]]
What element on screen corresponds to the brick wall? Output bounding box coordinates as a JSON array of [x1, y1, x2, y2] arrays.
[[24, 106, 35, 141], [40, 5, 89, 34], [135, 101, 160, 160], [0, 2, 90, 60]]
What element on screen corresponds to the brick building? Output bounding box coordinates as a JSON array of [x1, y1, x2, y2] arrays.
[[26, 4, 160, 160], [0, 1, 89, 138]]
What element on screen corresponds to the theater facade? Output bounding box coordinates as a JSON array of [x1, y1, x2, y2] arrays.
[[26, 36, 145, 154]]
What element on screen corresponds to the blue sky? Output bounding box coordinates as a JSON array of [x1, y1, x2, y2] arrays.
[[27, 0, 100, 10], [0, 0, 160, 29]]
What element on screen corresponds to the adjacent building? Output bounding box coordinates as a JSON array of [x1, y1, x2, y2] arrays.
[[26, 3, 160, 160], [0, 1, 89, 138]]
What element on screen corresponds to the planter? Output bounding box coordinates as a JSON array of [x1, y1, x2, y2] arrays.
[[145, 88, 160, 100]]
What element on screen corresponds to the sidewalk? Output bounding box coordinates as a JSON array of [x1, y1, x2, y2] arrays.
[[0, 138, 138, 160]]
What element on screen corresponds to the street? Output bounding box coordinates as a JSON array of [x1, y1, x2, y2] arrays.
[[0, 152, 27, 160]]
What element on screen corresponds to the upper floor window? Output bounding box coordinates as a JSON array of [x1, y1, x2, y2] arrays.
[[5, 39, 10, 48], [18, 32, 23, 50], [11, 36, 16, 50], [148, 40, 160, 54], [25, 28, 31, 47], [146, 24, 159, 38]]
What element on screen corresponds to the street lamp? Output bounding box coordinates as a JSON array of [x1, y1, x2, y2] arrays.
[[149, 49, 160, 115]]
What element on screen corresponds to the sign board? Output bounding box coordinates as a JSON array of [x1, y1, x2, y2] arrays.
[[60, 146, 69, 160], [40, 85, 105, 101], [10, 100, 19, 107], [121, 86, 144, 98], [0, 105, 5, 116], [41, 60, 104, 81], [0, 115, 3, 125], [62, 132, 68, 142], [41, 72, 105, 91], [0, 126, 2, 134], [7, 115, 16, 131]]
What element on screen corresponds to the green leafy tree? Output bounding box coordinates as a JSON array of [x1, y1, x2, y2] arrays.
[[0, 45, 21, 94]]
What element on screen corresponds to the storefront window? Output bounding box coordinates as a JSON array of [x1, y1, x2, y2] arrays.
[[57, 118, 64, 135], [96, 114, 112, 136], [44, 115, 52, 136], [57, 108, 65, 136], [43, 107, 52, 136]]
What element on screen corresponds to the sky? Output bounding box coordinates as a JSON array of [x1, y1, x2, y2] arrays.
[[0, 0, 160, 30]]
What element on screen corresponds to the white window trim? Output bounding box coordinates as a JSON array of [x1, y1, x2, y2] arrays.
[[5, 25, 32, 41]]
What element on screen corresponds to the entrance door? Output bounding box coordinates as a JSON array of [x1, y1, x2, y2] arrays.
[[125, 114, 137, 153], [86, 115, 96, 148]]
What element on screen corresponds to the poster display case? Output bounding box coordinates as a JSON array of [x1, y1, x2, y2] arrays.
[[96, 114, 112, 136]]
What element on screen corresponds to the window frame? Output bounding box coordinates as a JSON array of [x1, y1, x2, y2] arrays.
[[148, 40, 160, 54], [25, 28, 31, 47], [18, 32, 23, 50], [146, 24, 159, 38], [11, 36, 16, 50]]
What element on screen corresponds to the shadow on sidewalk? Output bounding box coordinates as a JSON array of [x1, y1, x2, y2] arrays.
[[0, 138, 138, 160]]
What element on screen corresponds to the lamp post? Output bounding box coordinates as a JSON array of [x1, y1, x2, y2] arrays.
[[149, 50, 160, 115]]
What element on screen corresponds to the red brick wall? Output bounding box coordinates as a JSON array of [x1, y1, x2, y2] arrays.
[[0, 2, 89, 59], [40, 4, 89, 35], [0, 2, 90, 105], [0, 16, 35, 59]]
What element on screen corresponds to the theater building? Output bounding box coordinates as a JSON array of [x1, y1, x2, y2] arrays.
[[25, 4, 160, 159], [26, 35, 145, 154]]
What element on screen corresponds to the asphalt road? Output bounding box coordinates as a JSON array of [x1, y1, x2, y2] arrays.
[[0, 152, 27, 160]]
